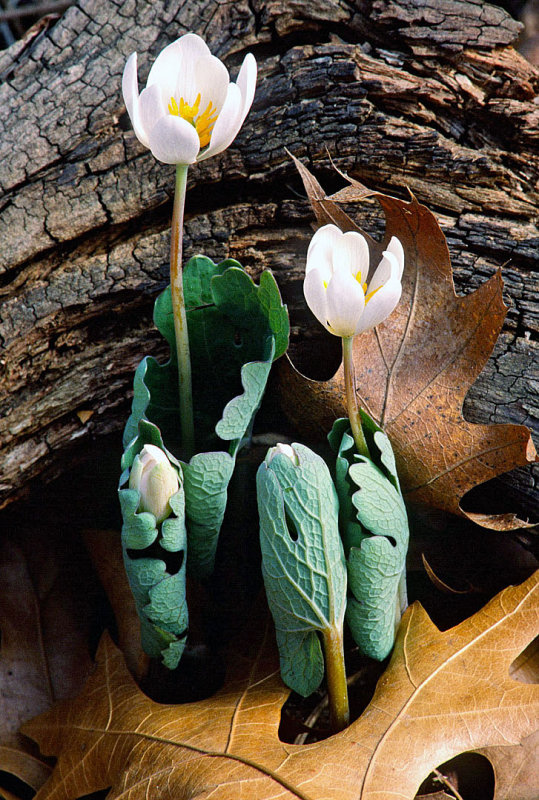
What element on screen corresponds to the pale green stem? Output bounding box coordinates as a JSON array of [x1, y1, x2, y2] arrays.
[[323, 626, 350, 733], [394, 567, 408, 634], [170, 164, 195, 459], [342, 336, 369, 458]]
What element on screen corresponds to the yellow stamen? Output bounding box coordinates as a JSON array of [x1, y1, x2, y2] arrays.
[[168, 96, 179, 116], [323, 280, 328, 289], [355, 271, 363, 285], [365, 284, 382, 303], [168, 92, 218, 148]]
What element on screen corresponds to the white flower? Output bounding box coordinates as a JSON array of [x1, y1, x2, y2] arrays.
[[303, 224, 404, 338], [129, 444, 179, 524], [122, 33, 257, 165], [265, 443, 299, 466]]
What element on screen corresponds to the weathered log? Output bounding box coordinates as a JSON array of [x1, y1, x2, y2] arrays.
[[0, 0, 537, 520]]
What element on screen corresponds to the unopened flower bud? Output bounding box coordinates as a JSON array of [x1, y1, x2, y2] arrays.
[[129, 444, 179, 524], [265, 442, 299, 466]]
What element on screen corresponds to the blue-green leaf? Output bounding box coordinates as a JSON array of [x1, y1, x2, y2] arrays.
[[215, 338, 275, 445], [329, 417, 409, 661], [122, 257, 289, 581], [181, 450, 235, 579], [119, 441, 188, 669], [256, 444, 346, 697], [211, 267, 289, 360], [275, 628, 324, 698], [346, 457, 408, 660]]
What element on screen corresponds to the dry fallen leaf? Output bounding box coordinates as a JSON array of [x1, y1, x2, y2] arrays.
[[477, 637, 539, 800], [0, 527, 95, 795], [481, 730, 539, 800], [280, 157, 537, 530], [23, 571, 539, 800]]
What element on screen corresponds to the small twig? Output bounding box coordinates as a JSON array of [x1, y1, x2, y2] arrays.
[[433, 768, 465, 800], [0, 0, 71, 22]]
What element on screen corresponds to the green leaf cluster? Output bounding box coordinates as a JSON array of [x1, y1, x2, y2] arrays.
[[329, 414, 409, 660], [119, 258, 288, 666], [119, 424, 187, 669], [256, 444, 346, 696]]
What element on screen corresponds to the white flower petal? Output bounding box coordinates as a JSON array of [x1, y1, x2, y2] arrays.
[[303, 269, 330, 331], [367, 250, 400, 295], [306, 237, 333, 276], [140, 443, 170, 467], [326, 269, 365, 338], [147, 114, 201, 165], [193, 54, 230, 114], [122, 52, 150, 147], [148, 33, 210, 101], [386, 235, 405, 279], [355, 277, 402, 334], [138, 83, 167, 141], [307, 224, 342, 260], [236, 52, 257, 125], [197, 82, 243, 161], [332, 230, 370, 281]]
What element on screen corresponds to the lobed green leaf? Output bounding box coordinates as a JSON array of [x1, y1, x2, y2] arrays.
[[119, 452, 188, 669], [257, 444, 346, 696], [329, 417, 409, 661], [122, 257, 289, 584]]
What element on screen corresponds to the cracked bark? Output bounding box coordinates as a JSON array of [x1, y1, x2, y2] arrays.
[[0, 0, 537, 522]]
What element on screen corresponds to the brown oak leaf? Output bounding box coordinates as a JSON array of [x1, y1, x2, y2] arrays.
[[0, 528, 95, 795], [478, 637, 539, 800], [279, 156, 537, 530], [23, 571, 539, 800]]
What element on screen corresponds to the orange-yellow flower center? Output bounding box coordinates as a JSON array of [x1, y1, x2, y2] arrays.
[[168, 93, 219, 149]]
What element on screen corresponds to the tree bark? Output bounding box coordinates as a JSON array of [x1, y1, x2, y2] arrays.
[[0, 0, 537, 520]]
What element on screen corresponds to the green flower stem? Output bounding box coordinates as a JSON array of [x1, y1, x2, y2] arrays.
[[170, 164, 195, 459], [323, 626, 350, 733], [395, 568, 408, 631], [342, 336, 369, 458]]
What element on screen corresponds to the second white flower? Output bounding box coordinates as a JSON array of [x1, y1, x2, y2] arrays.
[[303, 224, 404, 338]]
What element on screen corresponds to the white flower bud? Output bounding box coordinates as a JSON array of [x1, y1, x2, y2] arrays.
[[265, 443, 299, 466], [129, 444, 179, 524]]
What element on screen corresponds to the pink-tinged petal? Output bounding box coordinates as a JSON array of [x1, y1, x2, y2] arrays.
[[386, 235, 405, 279], [138, 83, 167, 141], [148, 33, 210, 101], [355, 278, 402, 334], [367, 250, 400, 295], [193, 54, 230, 113], [303, 269, 330, 331], [235, 52, 257, 125], [196, 82, 242, 161], [147, 115, 200, 165], [332, 230, 370, 281], [326, 269, 365, 338], [122, 52, 150, 147]]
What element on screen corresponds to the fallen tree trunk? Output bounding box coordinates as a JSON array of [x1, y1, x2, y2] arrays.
[[0, 0, 537, 521]]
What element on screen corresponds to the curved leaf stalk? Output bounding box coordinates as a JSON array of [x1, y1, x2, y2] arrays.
[[342, 336, 369, 458], [323, 626, 349, 732], [396, 568, 408, 630], [170, 163, 195, 459]]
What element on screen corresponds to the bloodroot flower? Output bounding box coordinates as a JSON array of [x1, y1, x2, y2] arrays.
[[129, 444, 179, 524], [303, 224, 404, 338], [122, 33, 256, 165]]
